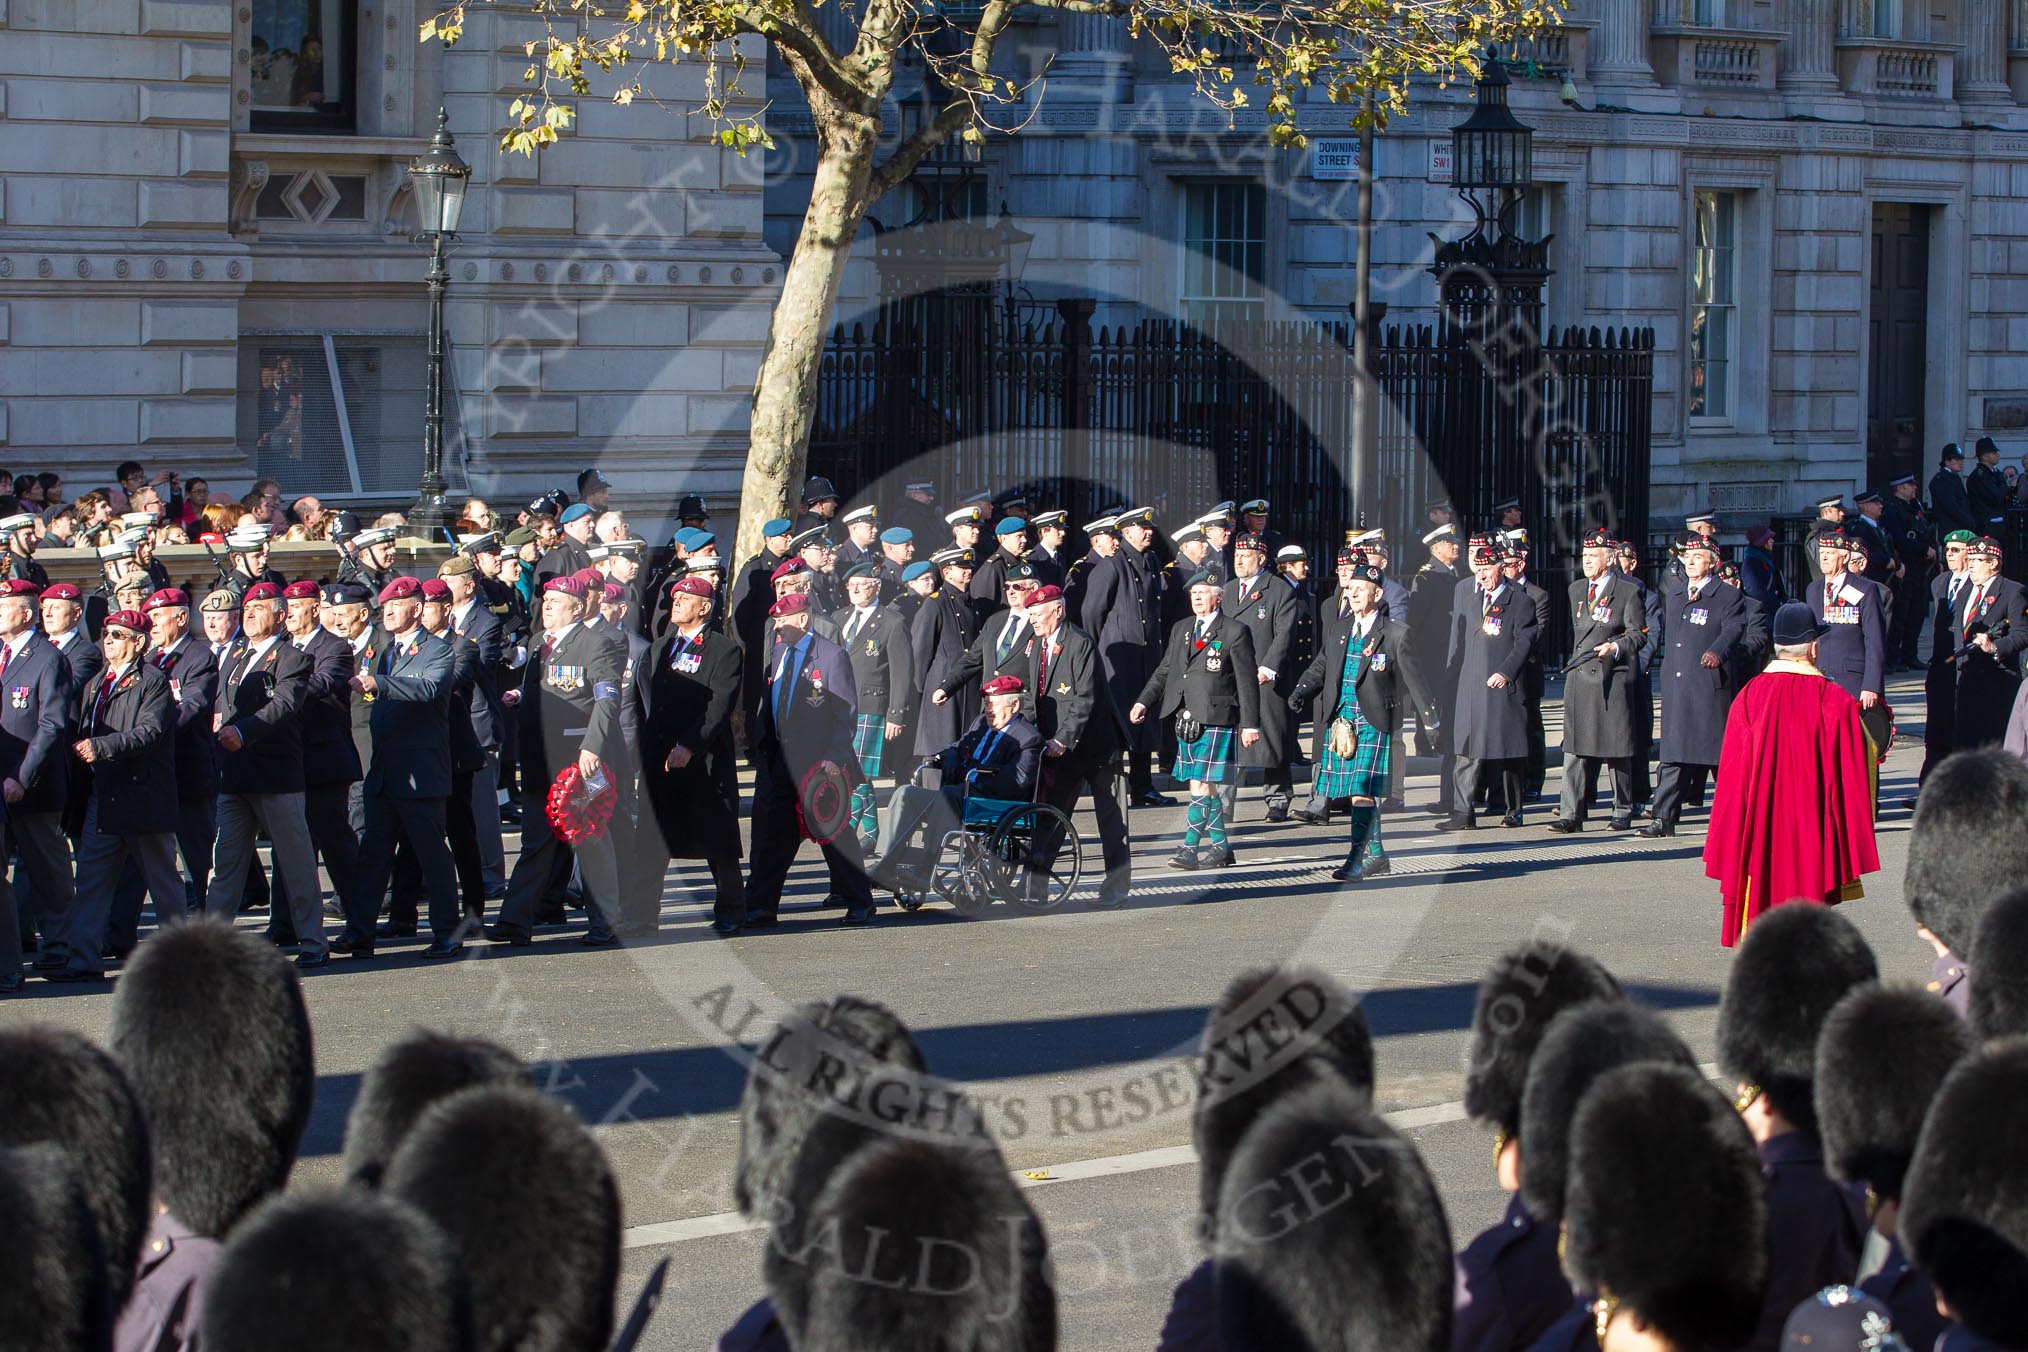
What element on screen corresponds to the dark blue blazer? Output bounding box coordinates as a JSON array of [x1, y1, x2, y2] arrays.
[[154, 635, 219, 797], [362, 629, 453, 799], [451, 598, 504, 750], [79, 662, 178, 835], [1452, 1194, 1570, 1352], [1807, 573, 1887, 700], [296, 627, 360, 787], [755, 629, 858, 782], [1653, 580, 1748, 767], [442, 631, 487, 776], [216, 637, 310, 797], [0, 631, 74, 814]]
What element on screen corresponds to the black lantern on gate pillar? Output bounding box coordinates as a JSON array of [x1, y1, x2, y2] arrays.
[[404, 108, 471, 541], [1451, 55, 1533, 240], [1430, 51, 1550, 343]]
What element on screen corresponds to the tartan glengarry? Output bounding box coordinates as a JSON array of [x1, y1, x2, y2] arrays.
[[1173, 723, 1239, 784], [851, 712, 887, 778], [1313, 650, 1390, 799]]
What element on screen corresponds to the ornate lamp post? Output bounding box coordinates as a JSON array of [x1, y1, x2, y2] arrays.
[[405, 108, 471, 540], [1430, 53, 1546, 340]]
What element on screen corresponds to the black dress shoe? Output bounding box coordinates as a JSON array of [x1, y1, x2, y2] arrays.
[[1423, 802, 1451, 815], [840, 909, 875, 926], [99, 944, 134, 962], [1134, 791, 1179, 808], [1382, 796, 1406, 812], [44, 969, 106, 984], [1291, 809, 1326, 826], [1500, 814, 1524, 829], [376, 922, 418, 940], [295, 952, 330, 970], [1547, 819, 1581, 834], [0, 973, 21, 994], [710, 920, 743, 936], [322, 900, 346, 919], [328, 934, 374, 956], [1199, 846, 1237, 868], [421, 940, 464, 959], [1088, 891, 1129, 910], [481, 925, 532, 947], [28, 955, 66, 973], [1434, 816, 1474, 832], [1637, 822, 1675, 838], [1608, 816, 1633, 831], [579, 929, 620, 948], [1167, 847, 1200, 871], [1264, 801, 1291, 823], [741, 914, 779, 929]]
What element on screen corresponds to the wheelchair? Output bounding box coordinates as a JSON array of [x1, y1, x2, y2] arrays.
[[882, 761, 1084, 918]]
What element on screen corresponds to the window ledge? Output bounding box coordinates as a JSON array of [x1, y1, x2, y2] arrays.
[[236, 133, 430, 159], [1649, 27, 1787, 91], [1834, 37, 1961, 98]]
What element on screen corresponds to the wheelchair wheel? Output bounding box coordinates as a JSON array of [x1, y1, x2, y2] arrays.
[[984, 802, 1081, 914], [936, 836, 998, 918]]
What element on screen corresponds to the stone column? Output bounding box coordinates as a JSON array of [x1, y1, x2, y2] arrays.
[[1050, 12, 1136, 101], [1590, 0, 1659, 86], [1778, 0, 1841, 89], [1959, 0, 2015, 102]]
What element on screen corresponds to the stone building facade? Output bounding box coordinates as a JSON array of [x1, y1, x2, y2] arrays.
[[767, 1, 2028, 529], [0, 0, 776, 521]]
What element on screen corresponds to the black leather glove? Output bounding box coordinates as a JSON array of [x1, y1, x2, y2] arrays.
[[1287, 690, 1310, 715]]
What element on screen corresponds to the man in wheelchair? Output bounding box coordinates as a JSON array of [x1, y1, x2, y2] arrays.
[[868, 674, 1041, 892]]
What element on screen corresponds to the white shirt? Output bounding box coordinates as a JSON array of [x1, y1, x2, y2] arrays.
[[451, 597, 480, 633], [237, 633, 283, 672]]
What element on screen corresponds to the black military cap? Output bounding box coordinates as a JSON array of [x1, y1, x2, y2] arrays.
[[1815, 493, 1847, 511], [323, 580, 373, 607], [525, 492, 561, 520], [341, 1032, 530, 1190], [108, 917, 313, 1239], [790, 526, 832, 552], [1564, 1063, 1766, 1352], [1214, 1077, 1453, 1352], [0, 1143, 114, 1352], [1519, 1002, 1696, 1224], [1030, 509, 1069, 529], [1899, 1040, 2028, 1347], [1005, 560, 1037, 582], [1889, 474, 1917, 489], [801, 475, 839, 505], [783, 1134, 1054, 1352], [0, 1027, 152, 1312], [1906, 749, 2028, 957], [930, 546, 975, 570], [1970, 885, 2028, 1041], [384, 1085, 619, 1352], [1856, 489, 1884, 506], [1814, 983, 1973, 1203], [1717, 904, 1877, 1136], [1194, 967, 1374, 1238], [1463, 941, 1622, 1138], [1493, 496, 1522, 513], [202, 1188, 472, 1352]]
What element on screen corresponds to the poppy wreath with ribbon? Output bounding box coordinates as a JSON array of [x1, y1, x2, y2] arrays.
[[547, 761, 619, 844], [797, 759, 853, 845]]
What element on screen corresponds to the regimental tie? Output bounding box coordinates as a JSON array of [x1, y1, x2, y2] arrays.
[[995, 616, 1025, 667]]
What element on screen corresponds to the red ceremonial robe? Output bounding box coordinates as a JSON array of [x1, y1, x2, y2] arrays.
[[1704, 660, 1880, 947]]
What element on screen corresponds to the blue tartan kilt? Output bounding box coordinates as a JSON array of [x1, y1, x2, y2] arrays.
[[852, 714, 886, 778], [1174, 724, 1239, 784], [1313, 717, 1390, 800]]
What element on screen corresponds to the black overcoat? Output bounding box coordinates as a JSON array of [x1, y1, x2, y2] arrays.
[[1561, 574, 1647, 760], [1654, 579, 1747, 767], [643, 627, 744, 859]]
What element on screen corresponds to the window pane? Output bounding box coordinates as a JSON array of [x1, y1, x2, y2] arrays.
[[250, 0, 349, 119], [238, 343, 353, 494]]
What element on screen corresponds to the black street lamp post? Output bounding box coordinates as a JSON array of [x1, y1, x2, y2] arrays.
[[405, 108, 471, 541]]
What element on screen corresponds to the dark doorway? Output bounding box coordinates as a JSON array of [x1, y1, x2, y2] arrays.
[[1867, 202, 1930, 489]]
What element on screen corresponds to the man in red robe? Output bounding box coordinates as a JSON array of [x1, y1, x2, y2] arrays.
[[1706, 601, 1880, 946]]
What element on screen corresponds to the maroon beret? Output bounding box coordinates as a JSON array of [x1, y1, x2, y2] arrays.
[[543, 575, 587, 598], [982, 674, 1024, 696], [418, 578, 453, 602], [243, 582, 283, 603], [0, 579, 43, 599], [768, 593, 811, 618], [41, 583, 80, 602], [769, 558, 810, 584], [669, 576, 714, 600], [283, 580, 320, 600], [103, 609, 148, 634], [377, 577, 420, 603], [143, 588, 190, 612]]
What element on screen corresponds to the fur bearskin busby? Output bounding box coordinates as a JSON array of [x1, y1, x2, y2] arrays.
[[1194, 966, 1374, 1236], [1905, 748, 2028, 957], [106, 918, 313, 1238], [1518, 1002, 1697, 1224], [1212, 1076, 1453, 1352], [1562, 1063, 1766, 1352], [1815, 983, 1974, 1201], [783, 1134, 1055, 1352], [1462, 941, 1622, 1136], [383, 1085, 620, 1352], [341, 1032, 530, 1188], [201, 1188, 472, 1352], [1899, 1039, 2028, 1349], [0, 1142, 113, 1352], [0, 1026, 152, 1311], [1971, 886, 2028, 1043], [1717, 904, 1877, 1138]]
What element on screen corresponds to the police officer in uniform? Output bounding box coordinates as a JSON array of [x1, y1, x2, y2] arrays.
[[1968, 436, 2011, 533], [1222, 532, 1298, 822], [1550, 529, 1647, 834], [488, 574, 625, 947], [792, 474, 841, 536], [1438, 540, 1540, 831], [1883, 474, 1935, 670], [1640, 533, 1747, 837], [1930, 442, 1975, 536], [1086, 507, 1172, 806]]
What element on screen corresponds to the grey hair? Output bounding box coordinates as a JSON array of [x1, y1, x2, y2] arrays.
[[1774, 642, 1814, 661]]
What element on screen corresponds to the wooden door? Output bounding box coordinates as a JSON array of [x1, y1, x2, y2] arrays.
[[1867, 203, 1929, 489]]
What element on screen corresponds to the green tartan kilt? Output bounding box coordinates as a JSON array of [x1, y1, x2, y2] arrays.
[[851, 713, 886, 778], [1313, 716, 1390, 800], [1174, 724, 1238, 784]]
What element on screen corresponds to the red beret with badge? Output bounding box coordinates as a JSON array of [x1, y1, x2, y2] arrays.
[[543, 574, 587, 597], [669, 576, 713, 599], [376, 577, 420, 603], [768, 593, 811, 618], [143, 588, 190, 612], [982, 675, 1025, 696], [243, 582, 283, 603], [103, 610, 148, 634], [42, 583, 80, 602], [769, 558, 810, 584], [1027, 585, 1064, 606], [0, 579, 43, 599], [419, 578, 452, 602], [283, 580, 320, 600]]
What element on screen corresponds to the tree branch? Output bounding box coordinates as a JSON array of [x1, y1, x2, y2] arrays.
[[866, 98, 971, 199], [727, 1, 866, 106]]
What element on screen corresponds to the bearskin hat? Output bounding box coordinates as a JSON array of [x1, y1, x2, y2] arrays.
[[1815, 984, 1974, 1201], [341, 1032, 529, 1189], [107, 918, 313, 1238], [1717, 903, 1877, 1137], [1194, 966, 1374, 1234], [0, 1143, 113, 1352], [1519, 1003, 1696, 1224], [1971, 886, 2028, 1043], [1905, 749, 2028, 956], [1563, 1063, 1766, 1352], [1213, 1076, 1453, 1352], [383, 1085, 619, 1352], [0, 1026, 152, 1310], [1900, 1039, 2028, 1348], [1462, 941, 1622, 1136], [201, 1188, 472, 1352], [785, 1136, 1055, 1352]]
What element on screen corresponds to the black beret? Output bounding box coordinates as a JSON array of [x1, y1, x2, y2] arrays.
[[1563, 1063, 1765, 1352], [0, 1026, 152, 1311], [1519, 1002, 1697, 1224], [1193, 967, 1374, 1234], [1906, 749, 2028, 957], [1971, 885, 2028, 1042], [341, 1032, 530, 1189], [1814, 983, 1974, 1201], [1214, 1077, 1453, 1352], [108, 917, 314, 1239], [1717, 904, 1878, 1136], [1463, 941, 1622, 1136], [0, 1143, 114, 1352], [202, 1189, 472, 1352], [1900, 1040, 2028, 1347]]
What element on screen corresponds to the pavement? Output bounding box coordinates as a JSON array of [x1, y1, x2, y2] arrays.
[[0, 672, 1943, 1350]]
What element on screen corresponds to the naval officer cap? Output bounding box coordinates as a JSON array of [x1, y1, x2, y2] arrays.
[[790, 526, 832, 552], [1030, 510, 1068, 529], [931, 547, 975, 570], [353, 526, 399, 550], [944, 504, 987, 526], [841, 505, 879, 526]]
